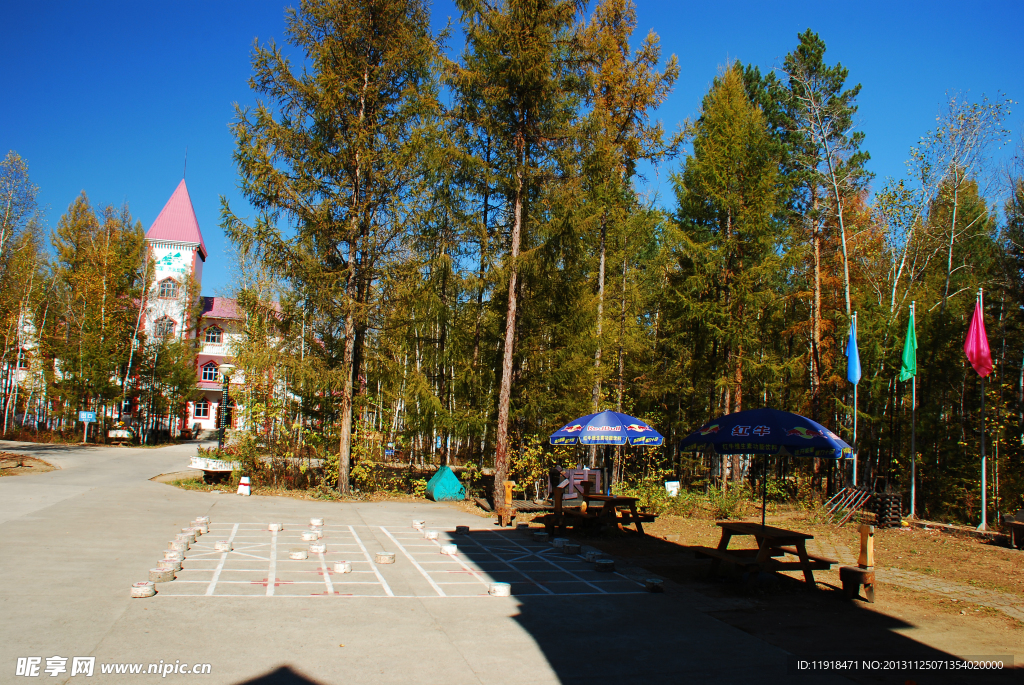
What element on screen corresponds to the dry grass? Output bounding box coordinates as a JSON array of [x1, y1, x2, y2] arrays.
[[0, 452, 56, 476]]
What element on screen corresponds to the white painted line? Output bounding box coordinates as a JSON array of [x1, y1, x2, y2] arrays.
[[318, 551, 335, 595], [381, 526, 446, 597], [457, 538, 556, 594], [267, 529, 278, 596], [161, 585, 638, 593], [415, 532, 487, 589], [205, 523, 239, 596], [349, 525, 394, 597], [488, 534, 606, 593]]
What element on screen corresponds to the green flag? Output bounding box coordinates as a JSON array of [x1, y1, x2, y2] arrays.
[[898, 307, 917, 381]]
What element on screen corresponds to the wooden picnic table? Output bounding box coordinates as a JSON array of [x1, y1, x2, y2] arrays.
[[579, 481, 654, 535], [693, 521, 836, 585]]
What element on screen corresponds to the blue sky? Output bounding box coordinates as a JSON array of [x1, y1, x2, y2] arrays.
[[2, 0, 1022, 296]]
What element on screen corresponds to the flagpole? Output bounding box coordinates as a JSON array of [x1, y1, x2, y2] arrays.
[[978, 288, 988, 532], [910, 301, 916, 519], [852, 312, 858, 487]]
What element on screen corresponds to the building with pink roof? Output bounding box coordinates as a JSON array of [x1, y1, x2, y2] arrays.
[[141, 179, 241, 434]]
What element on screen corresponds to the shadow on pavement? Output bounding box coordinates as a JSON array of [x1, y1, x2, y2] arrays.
[[544, 528, 1020, 685], [237, 666, 326, 684], [222, 523, 1018, 684]]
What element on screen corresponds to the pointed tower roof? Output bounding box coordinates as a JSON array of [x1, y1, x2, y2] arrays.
[[145, 179, 207, 260]]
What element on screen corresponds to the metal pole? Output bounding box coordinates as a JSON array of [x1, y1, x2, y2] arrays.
[[910, 301, 916, 519], [910, 374, 916, 518], [218, 376, 229, 451], [851, 312, 858, 487], [977, 288, 988, 531], [980, 374, 987, 531], [852, 383, 858, 486], [762, 455, 768, 529]]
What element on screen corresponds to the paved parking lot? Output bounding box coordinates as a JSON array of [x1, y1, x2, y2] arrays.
[[0, 441, 846, 684]]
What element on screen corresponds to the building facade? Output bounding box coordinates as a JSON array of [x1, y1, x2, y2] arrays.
[[143, 179, 240, 432]]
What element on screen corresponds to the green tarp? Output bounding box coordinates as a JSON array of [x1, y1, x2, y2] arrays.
[[425, 465, 465, 501]]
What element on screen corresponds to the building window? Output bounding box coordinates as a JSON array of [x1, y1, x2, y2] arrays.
[[16, 350, 29, 369], [201, 362, 218, 382], [157, 278, 179, 298], [204, 326, 223, 344], [194, 399, 209, 418], [154, 316, 176, 338]]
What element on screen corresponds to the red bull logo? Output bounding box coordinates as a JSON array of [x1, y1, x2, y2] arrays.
[[786, 427, 823, 439], [564, 424, 582, 433], [699, 424, 720, 436], [625, 424, 648, 432]]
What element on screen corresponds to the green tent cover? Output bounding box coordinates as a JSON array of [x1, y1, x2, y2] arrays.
[[425, 465, 465, 501]]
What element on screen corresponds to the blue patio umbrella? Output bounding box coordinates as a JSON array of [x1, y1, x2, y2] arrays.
[[549, 410, 664, 447], [679, 408, 851, 526]]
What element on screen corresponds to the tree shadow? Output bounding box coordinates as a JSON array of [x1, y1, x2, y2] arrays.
[[474, 527, 1020, 685]]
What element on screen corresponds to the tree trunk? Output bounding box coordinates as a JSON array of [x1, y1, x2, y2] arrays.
[[589, 210, 607, 468], [810, 193, 822, 422], [940, 178, 961, 315], [494, 140, 525, 504]]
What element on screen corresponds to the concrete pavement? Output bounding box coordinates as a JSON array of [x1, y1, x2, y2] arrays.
[[0, 440, 849, 684]]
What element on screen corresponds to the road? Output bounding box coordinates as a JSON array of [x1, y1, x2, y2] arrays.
[[0, 440, 846, 684]]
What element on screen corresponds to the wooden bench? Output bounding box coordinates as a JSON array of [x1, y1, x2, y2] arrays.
[[840, 524, 877, 602], [692, 545, 835, 572]]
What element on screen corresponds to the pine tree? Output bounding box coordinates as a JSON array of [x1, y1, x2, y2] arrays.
[[779, 29, 871, 419]]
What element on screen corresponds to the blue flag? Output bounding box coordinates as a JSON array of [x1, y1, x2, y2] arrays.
[[846, 315, 861, 385]]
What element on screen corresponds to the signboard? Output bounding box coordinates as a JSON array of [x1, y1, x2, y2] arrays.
[[79, 410, 96, 444]]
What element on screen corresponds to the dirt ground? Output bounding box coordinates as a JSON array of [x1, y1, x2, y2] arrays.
[[0, 452, 56, 476], [159, 473, 431, 503], [554, 513, 1023, 684]]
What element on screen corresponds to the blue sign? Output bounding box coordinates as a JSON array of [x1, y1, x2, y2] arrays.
[[384, 449, 395, 457], [78, 411, 97, 423]]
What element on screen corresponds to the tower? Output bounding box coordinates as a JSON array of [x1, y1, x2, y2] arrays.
[[143, 179, 207, 339]]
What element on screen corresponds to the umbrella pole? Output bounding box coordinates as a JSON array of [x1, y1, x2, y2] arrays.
[[762, 454, 768, 529]]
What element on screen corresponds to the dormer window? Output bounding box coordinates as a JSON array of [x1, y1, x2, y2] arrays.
[[157, 278, 179, 299], [204, 326, 223, 344], [154, 316, 176, 338], [201, 361, 219, 382]]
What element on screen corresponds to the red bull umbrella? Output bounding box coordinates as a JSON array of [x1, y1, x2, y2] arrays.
[[679, 407, 850, 459], [549, 410, 664, 447], [680, 407, 851, 527]]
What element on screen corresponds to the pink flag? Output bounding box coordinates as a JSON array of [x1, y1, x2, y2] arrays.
[[964, 296, 992, 377]]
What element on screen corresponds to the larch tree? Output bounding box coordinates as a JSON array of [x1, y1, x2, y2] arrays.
[[449, 0, 585, 508], [48, 194, 146, 425], [580, 0, 679, 428], [222, 0, 440, 492], [672, 63, 781, 482]]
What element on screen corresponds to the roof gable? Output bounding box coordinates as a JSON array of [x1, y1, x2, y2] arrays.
[[145, 179, 207, 260]]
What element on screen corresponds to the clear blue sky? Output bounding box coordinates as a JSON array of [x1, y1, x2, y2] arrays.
[[3, 0, 1022, 296]]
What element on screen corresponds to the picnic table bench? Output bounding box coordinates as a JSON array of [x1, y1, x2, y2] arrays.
[[534, 482, 656, 537], [692, 521, 836, 585]]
